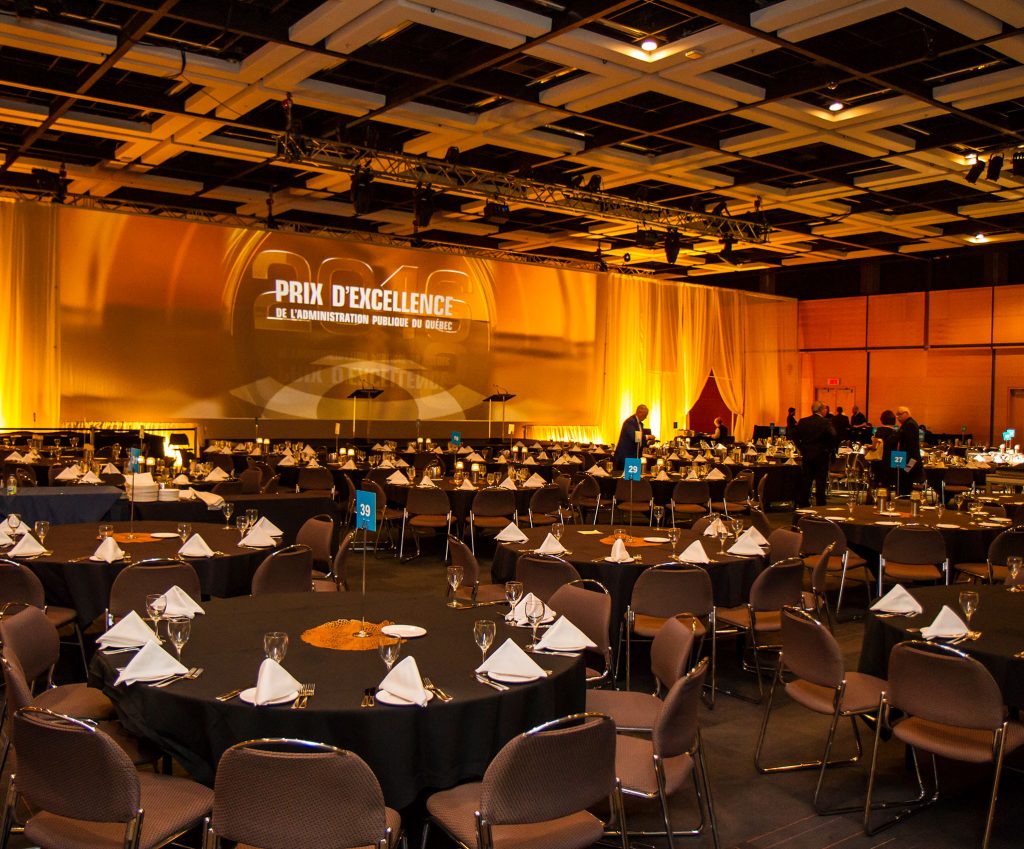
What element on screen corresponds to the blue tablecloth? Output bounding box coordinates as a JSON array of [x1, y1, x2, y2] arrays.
[[0, 486, 123, 525]]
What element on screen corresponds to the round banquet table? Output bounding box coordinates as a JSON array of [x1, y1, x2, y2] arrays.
[[90, 591, 585, 805], [10, 521, 272, 628], [858, 585, 1024, 707]]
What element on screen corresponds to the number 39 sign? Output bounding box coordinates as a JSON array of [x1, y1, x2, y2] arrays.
[[355, 489, 377, 532]]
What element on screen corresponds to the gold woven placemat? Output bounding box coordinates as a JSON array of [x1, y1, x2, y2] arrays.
[[109, 532, 160, 544], [301, 618, 396, 651], [599, 534, 663, 547]]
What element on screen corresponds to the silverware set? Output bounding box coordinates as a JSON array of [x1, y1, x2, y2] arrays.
[[474, 673, 509, 691], [216, 687, 244, 702], [292, 683, 315, 709], [151, 667, 203, 687], [873, 611, 920, 619], [423, 677, 452, 702]]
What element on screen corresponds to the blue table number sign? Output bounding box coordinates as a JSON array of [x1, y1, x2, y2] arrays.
[[128, 447, 141, 473], [890, 451, 907, 470], [355, 489, 377, 532], [624, 457, 642, 481], [451, 431, 462, 447]]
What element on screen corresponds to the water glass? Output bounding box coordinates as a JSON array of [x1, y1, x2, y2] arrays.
[[245, 508, 259, 529], [1007, 555, 1023, 586], [958, 590, 979, 627], [97, 523, 113, 539], [235, 516, 249, 537], [379, 637, 401, 670], [552, 522, 564, 543], [33, 520, 50, 546], [7, 514, 21, 535], [263, 631, 289, 663], [504, 580, 524, 612], [667, 526, 679, 554], [166, 616, 191, 661], [525, 596, 545, 650], [145, 593, 166, 637], [176, 521, 192, 543], [652, 505, 665, 528], [446, 564, 464, 607], [222, 501, 235, 530], [473, 619, 497, 663]]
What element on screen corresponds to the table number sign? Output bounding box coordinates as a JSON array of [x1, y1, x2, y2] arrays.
[[890, 451, 907, 470], [451, 431, 461, 447], [355, 489, 377, 532], [127, 447, 141, 473], [624, 457, 642, 481]]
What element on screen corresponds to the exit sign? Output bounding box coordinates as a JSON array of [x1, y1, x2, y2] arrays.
[[826, 377, 841, 387]]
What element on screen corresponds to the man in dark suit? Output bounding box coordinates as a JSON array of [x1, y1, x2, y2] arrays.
[[832, 406, 851, 443], [894, 405, 924, 494], [613, 404, 648, 468], [794, 401, 836, 507]]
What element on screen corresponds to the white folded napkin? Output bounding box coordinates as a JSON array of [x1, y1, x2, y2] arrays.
[[277, 455, 296, 466], [378, 656, 430, 706], [98, 610, 159, 649], [91, 536, 125, 563], [668, 452, 680, 460], [115, 640, 188, 686], [871, 585, 924, 615], [467, 452, 485, 462], [607, 538, 633, 563], [728, 534, 765, 556], [785, 458, 798, 466], [506, 593, 555, 625], [379, 459, 395, 469], [282, 448, 294, 457], [686, 470, 699, 480], [306, 458, 321, 468], [495, 522, 528, 543], [477, 638, 547, 679], [920, 605, 968, 639], [588, 466, 609, 477], [248, 447, 262, 456], [9, 534, 46, 557], [536, 616, 597, 651], [302, 445, 317, 458], [396, 458, 410, 468], [204, 467, 229, 482], [536, 533, 567, 555], [499, 477, 517, 490], [678, 539, 710, 563], [743, 525, 769, 546], [458, 447, 472, 455], [706, 468, 726, 480], [80, 470, 102, 484], [179, 534, 214, 557], [339, 459, 357, 470], [702, 518, 726, 537], [459, 479, 477, 491], [523, 456, 537, 466], [387, 470, 409, 484], [495, 456, 507, 464], [514, 441, 525, 448], [240, 527, 278, 548], [592, 447, 606, 455], [191, 489, 225, 510], [172, 474, 191, 485], [253, 658, 302, 705], [160, 585, 204, 618], [372, 443, 384, 451], [537, 451, 549, 460], [5, 451, 23, 462], [523, 473, 546, 488], [433, 446, 444, 454], [417, 476, 437, 488], [531, 442, 543, 450], [656, 470, 671, 481], [252, 516, 282, 536], [55, 466, 80, 481], [128, 472, 155, 486], [715, 443, 726, 450], [553, 456, 570, 465], [0, 528, 12, 546], [179, 488, 198, 501]]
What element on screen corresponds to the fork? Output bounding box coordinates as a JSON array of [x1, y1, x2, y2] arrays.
[[292, 683, 314, 709], [422, 677, 452, 702], [152, 667, 203, 687]]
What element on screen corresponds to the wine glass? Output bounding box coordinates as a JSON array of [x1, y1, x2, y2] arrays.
[[245, 508, 259, 529], [263, 631, 289, 663], [32, 520, 49, 547], [652, 505, 665, 529], [446, 564, 464, 607], [667, 526, 679, 556], [959, 590, 979, 629], [97, 523, 113, 539], [379, 637, 401, 671], [504, 580, 524, 614], [7, 513, 21, 535], [144, 593, 166, 639], [222, 501, 235, 530], [473, 619, 497, 663], [166, 616, 190, 661], [717, 520, 730, 552], [176, 521, 192, 543], [235, 515, 249, 538], [525, 596, 545, 650], [1007, 556, 1023, 588], [551, 522, 564, 543]]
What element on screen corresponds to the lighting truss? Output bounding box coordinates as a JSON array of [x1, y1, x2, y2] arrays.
[[277, 133, 771, 244]]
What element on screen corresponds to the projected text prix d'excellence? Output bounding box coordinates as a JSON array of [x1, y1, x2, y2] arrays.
[[273, 279, 456, 331]]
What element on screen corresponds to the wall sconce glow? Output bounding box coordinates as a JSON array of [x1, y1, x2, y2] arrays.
[[969, 233, 989, 243], [641, 37, 658, 52], [828, 101, 844, 112]]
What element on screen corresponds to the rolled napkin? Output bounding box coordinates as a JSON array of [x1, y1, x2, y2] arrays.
[[523, 473, 546, 488], [253, 657, 302, 705], [97, 610, 159, 649], [523, 456, 537, 466], [728, 534, 765, 556], [495, 522, 528, 543], [920, 605, 968, 640], [240, 526, 278, 548], [204, 467, 229, 482], [702, 517, 727, 537], [80, 470, 102, 484], [115, 640, 188, 686], [172, 474, 191, 485], [743, 525, 769, 546], [160, 585, 205, 618], [179, 534, 215, 557], [477, 638, 547, 680], [252, 516, 283, 536], [9, 534, 46, 557], [378, 656, 430, 706], [588, 466, 609, 477], [340, 459, 358, 470], [91, 536, 125, 563], [498, 477, 517, 490], [706, 468, 726, 480], [536, 533, 567, 556], [606, 538, 633, 563], [506, 593, 555, 626], [678, 539, 710, 563], [535, 616, 597, 652], [466, 452, 485, 462], [387, 470, 409, 484], [417, 476, 437, 488], [871, 585, 924, 615], [55, 466, 80, 481], [459, 479, 477, 491], [277, 455, 296, 466], [656, 470, 671, 481]]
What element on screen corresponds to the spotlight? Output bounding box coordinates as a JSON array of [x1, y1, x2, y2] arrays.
[[828, 100, 844, 112], [711, 199, 729, 216], [634, 228, 659, 248], [567, 173, 584, 189], [350, 168, 374, 215], [584, 174, 602, 192], [413, 185, 435, 228], [444, 146, 460, 164], [265, 192, 278, 230], [482, 201, 510, 225], [720, 237, 738, 265], [1014, 151, 1024, 177], [986, 154, 1003, 181], [641, 37, 658, 52], [664, 229, 681, 265], [966, 159, 985, 184], [623, 252, 632, 263]]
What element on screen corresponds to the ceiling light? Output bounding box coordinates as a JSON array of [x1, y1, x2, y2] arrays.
[[482, 201, 509, 225], [684, 49, 703, 60], [986, 154, 1003, 181], [664, 229, 681, 265], [828, 101, 845, 112], [641, 37, 658, 52], [965, 153, 978, 165], [970, 233, 989, 243], [965, 159, 985, 184], [720, 237, 738, 265], [635, 228, 659, 248]]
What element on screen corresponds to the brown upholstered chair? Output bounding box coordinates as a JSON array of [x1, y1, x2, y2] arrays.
[[548, 579, 613, 685], [341, 473, 357, 527], [864, 641, 1024, 849], [690, 514, 722, 536], [954, 528, 1024, 584], [314, 529, 354, 592], [107, 559, 202, 626], [568, 476, 603, 525], [1, 707, 212, 849], [295, 513, 335, 574], [205, 738, 403, 849], [877, 524, 948, 595], [251, 544, 313, 595], [14, 468, 36, 488], [722, 476, 752, 516], [767, 527, 803, 565], [211, 480, 242, 495], [296, 465, 334, 492], [611, 478, 653, 525], [525, 484, 565, 527], [237, 467, 262, 494], [802, 542, 836, 629], [261, 473, 281, 494], [514, 554, 580, 604], [748, 504, 773, 539], [468, 488, 517, 553], [755, 606, 886, 814], [447, 536, 506, 607], [941, 467, 974, 505], [398, 487, 451, 560], [798, 515, 871, 618], [362, 480, 402, 555], [422, 713, 627, 849]]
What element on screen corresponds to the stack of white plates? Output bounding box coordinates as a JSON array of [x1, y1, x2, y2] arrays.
[[157, 488, 181, 502], [126, 483, 159, 502]]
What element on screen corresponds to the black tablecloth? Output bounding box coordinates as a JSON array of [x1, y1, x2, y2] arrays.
[[19, 521, 269, 627], [858, 585, 1024, 707], [0, 486, 123, 525], [90, 592, 585, 805]]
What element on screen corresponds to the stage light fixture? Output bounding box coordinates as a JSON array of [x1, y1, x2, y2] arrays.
[[482, 200, 510, 225], [634, 228, 659, 248], [413, 185, 435, 228], [567, 173, 584, 189], [986, 154, 1003, 181], [711, 199, 729, 216], [641, 37, 658, 52], [444, 146, 460, 164], [584, 174, 602, 192], [1014, 151, 1024, 177], [720, 237, 738, 265], [965, 159, 985, 184], [265, 192, 278, 230], [828, 100, 844, 112], [664, 229, 681, 265], [350, 168, 374, 215]]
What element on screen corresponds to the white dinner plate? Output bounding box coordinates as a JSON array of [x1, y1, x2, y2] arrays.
[[238, 687, 298, 705], [381, 624, 427, 639], [605, 556, 636, 563], [375, 689, 434, 706], [535, 644, 587, 653], [488, 670, 546, 684], [643, 536, 670, 543], [874, 520, 899, 526], [89, 555, 125, 562], [151, 532, 182, 539], [936, 523, 961, 529], [795, 509, 817, 514]]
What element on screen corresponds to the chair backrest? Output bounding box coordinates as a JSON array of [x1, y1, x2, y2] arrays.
[[329, 530, 356, 590], [107, 559, 202, 622], [548, 580, 611, 672], [779, 605, 845, 689], [12, 707, 140, 824], [471, 487, 517, 517], [213, 739, 389, 849], [571, 476, 600, 500], [0, 558, 46, 609], [881, 524, 947, 565], [342, 473, 357, 510], [480, 713, 616, 825], [405, 486, 451, 516], [629, 564, 713, 621], [748, 506, 772, 539], [553, 474, 572, 501], [251, 545, 314, 595], [0, 605, 59, 683], [529, 485, 563, 515], [238, 467, 262, 494], [649, 615, 697, 689], [360, 480, 389, 520], [297, 466, 334, 492], [261, 474, 281, 494], [808, 542, 836, 594], [296, 514, 334, 571], [767, 527, 803, 564], [797, 516, 849, 557], [15, 468, 36, 487], [515, 555, 580, 603], [975, 502, 1006, 518], [652, 658, 708, 760], [212, 480, 242, 495], [755, 474, 768, 507], [723, 477, 752, 502], [1, 651, 35, 715], [690, 514, 721, 535], [448, 536, 481, 587], [888, 641, 1005, 731], [614, 478, 652, 501], [749, 557, 805, 612]]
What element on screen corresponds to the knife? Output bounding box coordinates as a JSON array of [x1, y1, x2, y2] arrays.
[[474, 674, 509, 692], [216, 687, 245, 702]]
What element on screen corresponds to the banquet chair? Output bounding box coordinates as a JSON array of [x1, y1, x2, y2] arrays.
[[548, 579, 613, 685], [690, 514, 723, 536], [755, 474, 769, 511], [295, 514, 335, 574], [422, 713, 627, 849], [616, 564, 713, 694], [0, 706, 213, 849], [251, 544, 314, 595], [553, 473, 572, 503], [100, 472, 126, 486], [314, 530, 354, 592], [247, 460, 274, 490], [237, 467, 261, 494], [802, 543, 836, 630], [755, 606, 886, 814], [798, 516, 872, 619], [0, 558, 87, 674], [715, 557, 805, 700], [877, 525, 948, 596], [297, 465, 334, 492], [613, 659, 719, 849], [205, 738, 404, 849], [589, 616, 696, 731], [207, 454, 234, 474], [46, 463, 72, 486], [468, 488, 518, 553], [722, 477, 753, 517], [515, 555, 580, 604], [107, 559, 202, 626], [398, 487, 452, 561], [260, 473, 281, 494], [447, 536, 506, 607], [863, 641, 1024, 849], [568, 476, 603, 525], [670, 480, 711, 527], [211, 480, 242, 495], [14, 468, 35, 488], [611, 478, 653, 525], [767, 527, 803, 565], [526, 485, 565, 527], [955, 528, 1024, 584], [342, 473, 357, 527], [941, 467, 975, 505], [748, 506, 773, 541]]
